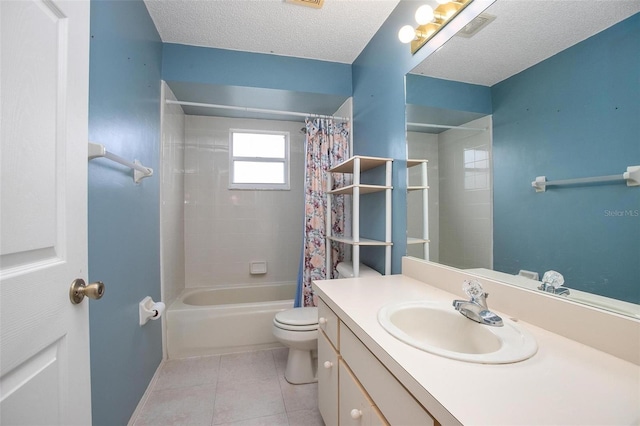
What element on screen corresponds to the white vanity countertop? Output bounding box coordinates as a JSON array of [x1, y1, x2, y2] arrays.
[[313, 275, 640, 426]]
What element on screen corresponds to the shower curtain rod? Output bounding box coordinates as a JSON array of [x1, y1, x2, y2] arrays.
[[166, 99, 350, 121], [407, 122, 487, 131]]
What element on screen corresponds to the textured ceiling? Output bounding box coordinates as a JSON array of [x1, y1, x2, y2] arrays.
[[146, 0, 639, 121], [411, 0, 640, 86], [144, 0, 401, 63]]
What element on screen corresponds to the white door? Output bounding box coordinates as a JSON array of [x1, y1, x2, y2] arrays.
[[0, 1, 91, 425]]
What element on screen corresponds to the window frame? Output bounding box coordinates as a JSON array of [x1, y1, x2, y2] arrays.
[[228, 129, 291, 190], [463, 146, 491, 191]]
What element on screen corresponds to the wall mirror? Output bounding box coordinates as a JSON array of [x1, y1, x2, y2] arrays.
[[405, 1, 640, 318]]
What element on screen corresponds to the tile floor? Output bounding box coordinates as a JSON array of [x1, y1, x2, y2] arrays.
[[131, 348, 325, 426]]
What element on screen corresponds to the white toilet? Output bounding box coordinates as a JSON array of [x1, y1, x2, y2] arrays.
[[273, 262, 381, 384], [272, 306, 319, 384]]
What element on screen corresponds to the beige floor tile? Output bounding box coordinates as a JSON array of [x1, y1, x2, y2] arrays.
[[279, 377, 319, 413], [134, 384, 216, 426], [272, 347, 289, 376], [135, 349, 324, 426], [154, 355, 221, 390], [212, 376, 285, 424], [287, 408, 325, 426], [217, 350, 277, 387], [214, 413, 289, 426]]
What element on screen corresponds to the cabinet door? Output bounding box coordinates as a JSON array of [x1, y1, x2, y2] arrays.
[[340, 323, 434, 426], [371, 406, 389, 426], [318, 330, 339, 426], [339, 360, 386, 426], [318, 299, 339, 348]]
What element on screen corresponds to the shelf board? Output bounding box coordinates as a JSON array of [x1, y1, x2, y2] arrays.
[[330, 155, 392, 174], [407, 185, 429, 191], [407, 159, 428, 168], [327, 236, 393, 246], [407, 237, 430, 244], [329, 184, 392, 195]]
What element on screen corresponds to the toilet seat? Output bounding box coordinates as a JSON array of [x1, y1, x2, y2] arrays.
[[273, 307, 318, 332]]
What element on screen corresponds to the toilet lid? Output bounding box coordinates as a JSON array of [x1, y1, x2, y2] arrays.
[[274, 307, 318, 327]]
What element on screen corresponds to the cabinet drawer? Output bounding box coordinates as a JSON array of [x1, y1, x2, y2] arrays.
[[318, 298, 339, 349], [340, 323, 434, 426], [318, 330, 340, 426], [339, 360, 388, 426]]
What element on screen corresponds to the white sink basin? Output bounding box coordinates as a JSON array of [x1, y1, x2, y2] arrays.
[[377, 301, 538, 364]]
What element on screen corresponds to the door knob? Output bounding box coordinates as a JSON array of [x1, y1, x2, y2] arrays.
[[69, 278, 105, 304]]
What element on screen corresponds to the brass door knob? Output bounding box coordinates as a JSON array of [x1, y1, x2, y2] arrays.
[[69, 279, 105, 304]]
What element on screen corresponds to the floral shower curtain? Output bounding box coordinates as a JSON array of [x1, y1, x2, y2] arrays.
[[295, 118, 350, 307]]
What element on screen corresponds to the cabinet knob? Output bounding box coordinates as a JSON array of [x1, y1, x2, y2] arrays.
[[350, 409, 362, 420], [319, 317, 328, 325], [323, 361, 333, 369]]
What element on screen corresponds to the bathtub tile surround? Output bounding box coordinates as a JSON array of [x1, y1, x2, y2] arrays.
[[160, 82, 186, 309], [406, 116, 493, 268], [184, 116, 304, 288], [407, 131, 439, 261], [437, 116, 493, 269], [131, 348, 323, 426]]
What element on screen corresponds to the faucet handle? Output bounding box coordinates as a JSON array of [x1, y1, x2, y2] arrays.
[[462, 280, 485, 300], [542, 270, 565, 289]]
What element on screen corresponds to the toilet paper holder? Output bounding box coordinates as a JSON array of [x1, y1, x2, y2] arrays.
[[139, 296, 165, 326]]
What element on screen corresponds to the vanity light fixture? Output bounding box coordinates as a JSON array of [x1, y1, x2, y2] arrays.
[[399, 0, 474, 54], [285, 0, 324, 8]]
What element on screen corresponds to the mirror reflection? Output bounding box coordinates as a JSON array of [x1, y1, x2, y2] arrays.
[[405, 1, 640, 317]]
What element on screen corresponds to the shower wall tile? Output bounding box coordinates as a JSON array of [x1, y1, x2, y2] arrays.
[[438, 116, 493, 270], [160, 82, 186, 307], [184, 116, 304, 288], [407, 132, 439, 262]]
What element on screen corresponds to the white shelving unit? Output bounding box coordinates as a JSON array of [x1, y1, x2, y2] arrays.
[[407, 159, 429, 260], [325, 155, 393, 277]]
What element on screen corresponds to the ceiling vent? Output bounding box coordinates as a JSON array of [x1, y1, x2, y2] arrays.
[[455, 13, 496, 38], [285, 0, 324, 9]]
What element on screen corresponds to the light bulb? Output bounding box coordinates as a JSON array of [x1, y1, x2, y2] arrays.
[[415, 5, 434, 25], [398, 25, 416, 43]]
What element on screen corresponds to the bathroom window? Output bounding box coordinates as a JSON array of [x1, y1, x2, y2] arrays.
[[229, 130, 290, 190], [464, 147, 490, 190]]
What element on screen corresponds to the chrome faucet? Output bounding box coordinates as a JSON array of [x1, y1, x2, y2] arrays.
[[538, 270, 570, 296], [453, 280, 503, 327]]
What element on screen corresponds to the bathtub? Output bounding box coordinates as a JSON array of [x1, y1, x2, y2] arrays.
[[166, 282, 296, 359]]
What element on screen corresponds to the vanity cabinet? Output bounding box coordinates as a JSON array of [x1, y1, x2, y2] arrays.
[[407, 159, 429, 259], [338, 360, 388, 426], [317, 299, 435, 426], [318, 298, 340, 425], [325, 155, 393, 277]]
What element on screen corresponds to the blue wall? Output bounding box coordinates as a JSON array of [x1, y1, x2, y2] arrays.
[[406, 73, 492, 114], [492, 13, 640, 303], [162, 43, 352, 96], [88, 1, 163, 424]]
